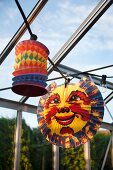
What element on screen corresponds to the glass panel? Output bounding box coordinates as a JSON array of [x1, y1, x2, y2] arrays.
[[61, 3, 113, 71], [31, 0, 100, 59]]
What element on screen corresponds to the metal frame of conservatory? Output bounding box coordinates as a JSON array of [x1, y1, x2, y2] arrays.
[[0, 0, 113, 170]]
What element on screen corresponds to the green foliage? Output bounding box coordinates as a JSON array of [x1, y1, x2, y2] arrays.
[[0, 117, 112, 170], [0, 117, 52, 170], [61, 132, 112, 170], [0, 117, 15, 170], [20, 119, 33, 170], [29, 128, 52, 170], [61, 146, 85, 170], [91, 132, 111, 170], [20, 119, 52, 170]]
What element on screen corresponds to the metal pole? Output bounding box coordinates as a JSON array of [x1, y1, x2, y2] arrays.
[[104, 91, 113, 104], [52, 145, 59, 170], [101, 136, 112, 170], [14, 110, 22, 170], [84, 140, 91, 170]]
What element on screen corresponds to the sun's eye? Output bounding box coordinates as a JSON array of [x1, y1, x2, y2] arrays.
[[51, 97, 60, 104], [69, 95, 80, 102], [47, 93, 60, 105], [67, 91, 83, 103]]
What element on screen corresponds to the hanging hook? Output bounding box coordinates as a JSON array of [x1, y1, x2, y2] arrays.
[[30, 34, 37, 41], [101, 75, 107, 86], [65, 78, 71, 88]]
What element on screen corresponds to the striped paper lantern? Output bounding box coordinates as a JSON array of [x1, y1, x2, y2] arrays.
[[12, 40, 49, 96]]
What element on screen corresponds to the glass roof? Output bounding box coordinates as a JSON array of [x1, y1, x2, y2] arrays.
[[61, 3, 113, 72], [0, 0, 113, 127]]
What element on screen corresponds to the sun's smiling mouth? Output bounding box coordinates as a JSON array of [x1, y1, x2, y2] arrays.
[[55, 114, 75, 126]]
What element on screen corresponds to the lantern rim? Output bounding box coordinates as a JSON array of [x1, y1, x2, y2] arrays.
[[12, 84, 48, 97]]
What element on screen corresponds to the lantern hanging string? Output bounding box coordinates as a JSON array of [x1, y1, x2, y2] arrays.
[[47, 72, 113, 82], [69, 64, 113, 79], [0, 87, 12, 91], [15, 0, 68, 83], [69, 66, 113, 81], [15, 0, 37, 40], [47, 57, 68, 81]]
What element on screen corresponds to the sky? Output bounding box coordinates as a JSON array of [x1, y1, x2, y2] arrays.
[[0, 0, 113, 128]]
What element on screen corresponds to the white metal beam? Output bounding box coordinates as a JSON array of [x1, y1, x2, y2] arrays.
[[14, 110, 22, 170], [58, 64, 113, 90], [0, 98, 37, 113], [101, 122, 113, 131], [104, 91, 113, 104], [101, 136, 112, 170], [84, 141, 91, 170], [52, 145, 59, 170]]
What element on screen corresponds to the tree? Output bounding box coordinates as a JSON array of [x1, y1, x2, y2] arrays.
[[2, 117, 112, 170], [20, 119, 33, 170], [0, 117, 53, 170], [91, 131, 111, 170], [61, 131, 112, 170], [61, 146, 85, 170], [0, 117, 15, 170], [29, 128, 52, 170]]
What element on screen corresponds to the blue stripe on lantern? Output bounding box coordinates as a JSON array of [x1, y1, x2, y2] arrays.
[[12, 74, 47, 87]]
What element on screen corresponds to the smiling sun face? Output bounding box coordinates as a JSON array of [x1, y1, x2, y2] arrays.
[[41, 84, 91, 136], [37, 78, 104, 148]]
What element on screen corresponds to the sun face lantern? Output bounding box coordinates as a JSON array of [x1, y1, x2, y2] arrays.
[[37, 77, 104, 148], [12, 40, 49, 96]]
